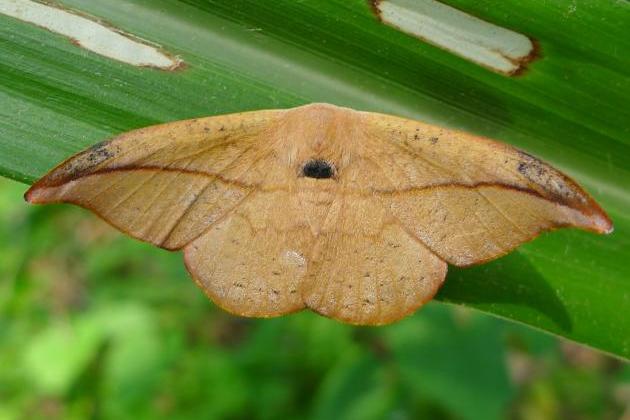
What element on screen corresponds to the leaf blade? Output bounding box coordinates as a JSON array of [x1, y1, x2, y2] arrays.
[[1, 0, 628, 357]]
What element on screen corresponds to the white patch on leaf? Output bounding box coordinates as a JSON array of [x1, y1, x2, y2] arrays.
[[374, 0, 535, 75], [0, 0, 181, 69]]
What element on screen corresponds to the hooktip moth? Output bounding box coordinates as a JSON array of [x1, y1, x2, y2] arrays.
[[25, 103, 613, 325]]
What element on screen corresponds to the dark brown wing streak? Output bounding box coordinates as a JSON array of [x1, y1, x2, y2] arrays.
[[380, 184, 566, 266], [24, 161, 258, 251], [25, 111, 285, 250], [358, 111, 613, 268], [25, 167, 254, 251]]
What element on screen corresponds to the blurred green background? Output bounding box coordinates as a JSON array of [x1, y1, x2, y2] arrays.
[[1, 178, 628, 419]]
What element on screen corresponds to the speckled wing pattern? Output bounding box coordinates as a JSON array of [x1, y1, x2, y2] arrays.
[[25, 103, 612, 325]]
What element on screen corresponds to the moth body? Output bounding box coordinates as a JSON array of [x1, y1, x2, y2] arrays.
[[25, 103, 612, 324]]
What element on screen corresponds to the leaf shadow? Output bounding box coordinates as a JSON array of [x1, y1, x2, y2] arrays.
[[436, 251, 572, 333]]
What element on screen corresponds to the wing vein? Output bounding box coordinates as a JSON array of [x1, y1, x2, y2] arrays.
[[383, 132, 462, 181], [160, 177, 213, 247], [133, 171, 187, 234], [477, 190, 529, 236], [364, 151, 444, 261], [103, 171, 161, 214]]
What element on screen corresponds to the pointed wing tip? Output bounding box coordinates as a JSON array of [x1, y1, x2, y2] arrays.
[[591, 212, 614, 235], [578, 197, 613, 235], [24, 181, 53, 204], [24, 185, 40, 203], [24, 168, 67, 205]]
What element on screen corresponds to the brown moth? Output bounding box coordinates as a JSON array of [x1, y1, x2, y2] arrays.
[[25, 103, 612, 325]]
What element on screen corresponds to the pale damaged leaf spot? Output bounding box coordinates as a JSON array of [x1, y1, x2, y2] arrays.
[[371, 0, 537, 75], [0, 0, 182, 70]]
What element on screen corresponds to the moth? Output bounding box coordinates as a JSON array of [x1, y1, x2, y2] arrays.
[[25, 103, 612, 325]]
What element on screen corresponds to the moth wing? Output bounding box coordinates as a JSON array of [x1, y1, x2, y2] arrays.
[[300, 194, 447, 325], [183, 189, 315, 317], [359, 112, 612, 266], [25, 110, 284, 250], [182, 180, 447, 324]]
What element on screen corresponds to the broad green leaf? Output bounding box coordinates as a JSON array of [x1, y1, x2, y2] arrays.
[[0, 0, 628, 358]]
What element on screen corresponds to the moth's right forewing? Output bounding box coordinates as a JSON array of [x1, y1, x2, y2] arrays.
[[360, 112, 612, 267]]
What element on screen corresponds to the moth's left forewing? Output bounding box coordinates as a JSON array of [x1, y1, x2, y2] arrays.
[[360, 111, 612, 267], [25, 109, 287, 250]]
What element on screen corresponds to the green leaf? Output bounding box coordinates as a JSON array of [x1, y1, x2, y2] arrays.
[[1, 0, 628, 358]]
